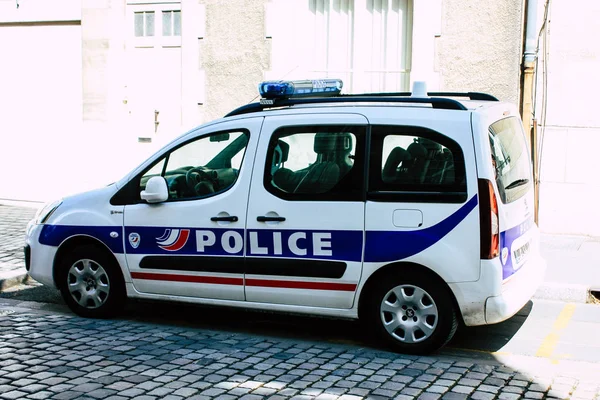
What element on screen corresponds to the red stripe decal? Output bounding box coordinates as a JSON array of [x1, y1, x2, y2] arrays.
[[131, 272, 357, 292], [246, 278, 357, 292], [131, 272, 243, 286], [161, 229, 190, 251]]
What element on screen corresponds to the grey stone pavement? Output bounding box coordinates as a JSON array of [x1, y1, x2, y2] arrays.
[[0, 301, 599, 400]]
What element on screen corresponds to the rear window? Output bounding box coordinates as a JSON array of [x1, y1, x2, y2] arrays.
[[488, 117, 532, 203]]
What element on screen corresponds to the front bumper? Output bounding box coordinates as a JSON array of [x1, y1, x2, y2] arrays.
[[24, 244, 31, 271], [25, 222, 58, 288]]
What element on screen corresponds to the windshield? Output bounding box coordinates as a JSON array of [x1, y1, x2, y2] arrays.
[[488, 117, 532, 203]]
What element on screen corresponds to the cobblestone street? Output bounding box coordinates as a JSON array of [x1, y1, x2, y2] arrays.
[[0, 301, 599, 400], [0, 205, 36, 274]]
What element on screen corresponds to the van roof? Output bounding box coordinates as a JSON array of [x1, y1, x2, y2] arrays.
[[225, 92, 501, 118]]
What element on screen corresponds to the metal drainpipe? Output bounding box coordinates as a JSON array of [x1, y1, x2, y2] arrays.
[[520, 0, 540, 223]]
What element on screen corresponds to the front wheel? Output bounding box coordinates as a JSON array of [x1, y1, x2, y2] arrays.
[[57, 245, 126, 318], [363, 273, 458, 354]]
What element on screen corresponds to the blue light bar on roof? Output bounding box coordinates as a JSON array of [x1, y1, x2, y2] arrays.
[[258, 79, 343, 99]]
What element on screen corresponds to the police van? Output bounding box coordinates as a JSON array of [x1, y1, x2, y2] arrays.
[[25, 79, 546, 354]]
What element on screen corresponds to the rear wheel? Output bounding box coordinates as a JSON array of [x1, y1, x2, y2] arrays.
[[363, 273, 457, 354], [57, 245, 126, 318]]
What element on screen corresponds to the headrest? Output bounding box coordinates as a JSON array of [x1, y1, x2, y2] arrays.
[[407, 142, 427, 158], [442, 148, 453, 160], [419, 138, 442, 151], [388, 147, 411, 164], [274, 140, 289, 163], [314, 133, 337, 154], [335, 132, 353, 153]]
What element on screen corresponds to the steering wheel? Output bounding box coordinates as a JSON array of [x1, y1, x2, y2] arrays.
[[185, 167, 218, 196]]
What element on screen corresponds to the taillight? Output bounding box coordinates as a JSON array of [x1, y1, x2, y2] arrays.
[[478, 179, 499, 259]]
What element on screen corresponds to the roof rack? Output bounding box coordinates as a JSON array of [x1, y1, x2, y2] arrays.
[[225, 91, 498, 118], [355, 91, 499, 101]]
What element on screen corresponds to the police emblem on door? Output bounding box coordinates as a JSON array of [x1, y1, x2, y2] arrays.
[[129, 233, 141, 249]]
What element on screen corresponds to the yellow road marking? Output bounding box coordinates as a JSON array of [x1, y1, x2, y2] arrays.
[[535, 303, 576, 359]]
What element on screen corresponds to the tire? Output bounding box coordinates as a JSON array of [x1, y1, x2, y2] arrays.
[[57, 244, 126, 318], [362, 272, 458, 354]]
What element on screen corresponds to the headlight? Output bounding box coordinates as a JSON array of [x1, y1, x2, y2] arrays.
[[34, 199, 62, 225]]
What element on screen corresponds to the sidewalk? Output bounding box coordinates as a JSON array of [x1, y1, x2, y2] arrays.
[[537, 234, 600, 303], [0, 201, 598, 302], [0, 202, 37, 290]]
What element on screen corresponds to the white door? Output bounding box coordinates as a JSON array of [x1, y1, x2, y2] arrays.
[[245, 114, 368, 309], [365, 124, 480, 281], [488, 116, 536, 280], [126, 3, 182, 144], [123, 118, 262, 301]]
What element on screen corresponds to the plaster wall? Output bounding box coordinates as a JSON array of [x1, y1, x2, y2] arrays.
[[438, 0, 523, 103], [199, 0, 270, 122]]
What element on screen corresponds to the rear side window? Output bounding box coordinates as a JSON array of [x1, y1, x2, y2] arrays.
[[488, 117, 532, 203], [369, 125, 467, 203]]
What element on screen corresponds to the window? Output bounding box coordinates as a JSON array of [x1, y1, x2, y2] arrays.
[[369, 126, 467, 203], [134, 12, 155, 37], [162, 11, 181, 36], [140, 130, 249, 201], [266, 0, 412, 92], [265, 125, 366, 201], [489, 117, 532, 203]]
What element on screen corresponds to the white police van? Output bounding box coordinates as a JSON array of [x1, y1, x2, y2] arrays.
[[25, 79, 546, 354]]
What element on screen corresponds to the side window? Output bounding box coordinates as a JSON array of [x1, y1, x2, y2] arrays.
[[265, 125, 366, 201], [369, 126, 467, 203], [140, 130, 249, 201]]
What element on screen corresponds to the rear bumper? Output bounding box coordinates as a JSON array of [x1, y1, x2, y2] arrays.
[[485, 253, 546, 324]]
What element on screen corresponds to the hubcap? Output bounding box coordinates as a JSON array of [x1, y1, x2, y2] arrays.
[[380, 284, 438, 343], [67, 259, 110, 309]]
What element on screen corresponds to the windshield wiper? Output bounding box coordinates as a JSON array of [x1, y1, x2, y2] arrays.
[[505, 178, 529, 190]]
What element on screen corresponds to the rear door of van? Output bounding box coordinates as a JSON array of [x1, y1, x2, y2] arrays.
[[485, 113, 536, 280]]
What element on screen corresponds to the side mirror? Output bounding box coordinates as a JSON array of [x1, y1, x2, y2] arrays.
[[140, 176, 168, 203]]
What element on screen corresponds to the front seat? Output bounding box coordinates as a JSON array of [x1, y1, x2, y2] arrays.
[[294, 133, 341, 194]]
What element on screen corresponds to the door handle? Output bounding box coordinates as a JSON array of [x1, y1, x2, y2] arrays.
[[257, 216, 285, 222], [211, 216, 238, 222]]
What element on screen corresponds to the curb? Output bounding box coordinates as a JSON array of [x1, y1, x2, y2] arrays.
[[0, 268, 31, 292], [0, 199, 43, 209], [533, 282, 593, 304]]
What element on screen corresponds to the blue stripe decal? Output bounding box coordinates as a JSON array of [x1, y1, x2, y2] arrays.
[[123, 227, 363, 261], [39, 225, 124, 254], [38, 196, 477, 264], [364, 195, 478, 262], [499, 217, 534, 280]]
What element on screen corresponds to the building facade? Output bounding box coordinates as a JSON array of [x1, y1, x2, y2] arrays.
[[0, 0, 524, 201]]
